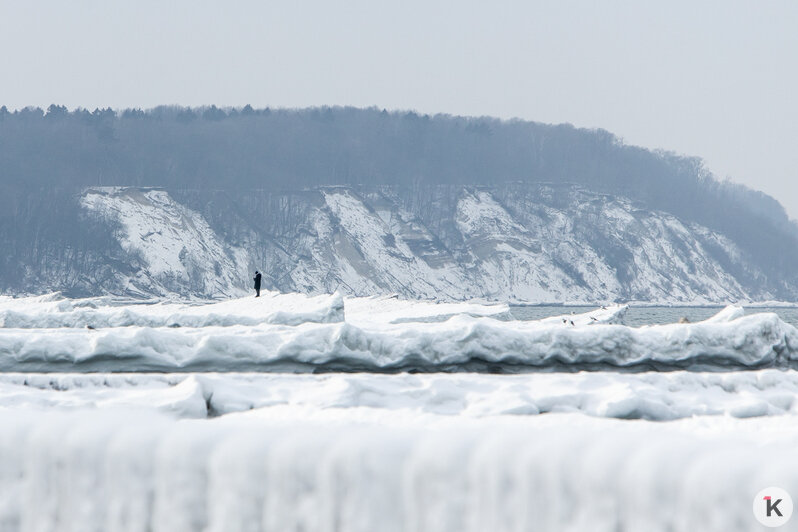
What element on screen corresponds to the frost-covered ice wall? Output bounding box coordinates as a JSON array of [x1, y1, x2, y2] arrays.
[[1, 408, 797, 532]]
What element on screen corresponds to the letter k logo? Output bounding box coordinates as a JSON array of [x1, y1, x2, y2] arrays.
[[755, 488, 792, 527], [765, 496, 783, 517]]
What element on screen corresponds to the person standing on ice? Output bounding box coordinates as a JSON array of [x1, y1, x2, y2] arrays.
[[253, 270, 262, 297]]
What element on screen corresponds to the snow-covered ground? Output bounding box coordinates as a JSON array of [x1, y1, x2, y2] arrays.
[[1, 294, 796, 531], [0, 291, 345, 328], [2, 369, 798, 421]]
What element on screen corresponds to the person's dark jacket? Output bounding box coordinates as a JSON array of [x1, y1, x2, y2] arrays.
[[254, 272, 262, 289]]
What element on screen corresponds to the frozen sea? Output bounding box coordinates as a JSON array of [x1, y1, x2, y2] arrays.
[[511, 304, 798, 327], [1, 293, 798, 531]]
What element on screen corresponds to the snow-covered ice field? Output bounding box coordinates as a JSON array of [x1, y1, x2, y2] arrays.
[[5, 370, 798, 421], [1, 293, 795, 372], [2, 293, 798, 531]]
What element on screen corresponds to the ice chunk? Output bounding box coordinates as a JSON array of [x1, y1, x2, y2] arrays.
[[701, 304, 745, 323], [344, 295, 510, 325], [533, 304, 628, 326]]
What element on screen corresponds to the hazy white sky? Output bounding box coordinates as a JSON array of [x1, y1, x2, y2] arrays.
[[1, 1, 796, 216]]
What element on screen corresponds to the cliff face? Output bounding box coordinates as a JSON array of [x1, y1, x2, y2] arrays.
[[7, 183, 771, 303]]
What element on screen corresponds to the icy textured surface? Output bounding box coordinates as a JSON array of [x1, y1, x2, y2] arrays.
[[0, 291, 345, 328], [342, 295, 511, 324], [0, 299, 792, 371], [2, 369, 798, 421], [0, 408, 797, 532]]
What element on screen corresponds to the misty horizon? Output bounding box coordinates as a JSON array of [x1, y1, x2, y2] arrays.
[[2, 1, 796, 219]]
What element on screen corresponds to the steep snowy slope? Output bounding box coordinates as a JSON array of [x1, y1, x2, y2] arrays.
[[212, 185, 764, 303], [487, 186, 752, 301], [320, 190, 471, 298], [81, 188, 251, 298], [30, 183, 777, 302], [454, 190, 609, 301]]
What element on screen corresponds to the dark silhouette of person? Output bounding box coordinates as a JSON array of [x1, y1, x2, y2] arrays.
[[253, 271, 262, 297]]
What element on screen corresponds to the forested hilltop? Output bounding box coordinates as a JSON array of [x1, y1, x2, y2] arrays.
[[1, 104, 797, 300]]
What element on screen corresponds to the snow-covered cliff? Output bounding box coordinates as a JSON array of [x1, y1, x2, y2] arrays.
[[80, 188, 251, 298], [6, 184, 781, 302]]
